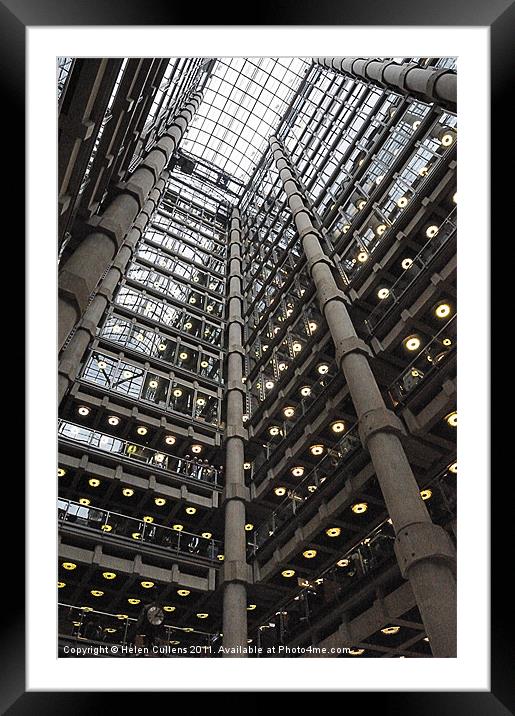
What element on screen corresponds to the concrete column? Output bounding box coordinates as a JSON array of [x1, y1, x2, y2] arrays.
[[221, 207, 251, 656], [270, 135, 457, 657], [313, 57, 456, 109], [57, 177, 167, 403], [58, 90, 203, 351]]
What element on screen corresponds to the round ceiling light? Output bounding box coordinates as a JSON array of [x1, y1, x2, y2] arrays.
[[185, 506, 196, 515], [245, 523, 254, 531], [247, 604, 257, 611], [141, 581, 154, 589], [88, 478, 100, 487], [62, 562, 76, 571], [283, 406, 295, 418], [191, 444, 202, 454], [154, 498, 166, 506], [326, 527, 341, 537], [172, 524, 184, 531], [404, 336, 421, 352], [291, 466, 305, 478], [78, 406, 90, 416], [381, 626, 401, 635], [435, 303, 451, 319], [108, 416, 120, 426], [377, 287, 390, 300], [352, 503, 368, 514], [137, 426, 148, 436], [274, 487, 286, 497], [177, 589, 190, 596], [102, 572, 116, 580], [303, 549, 317, 559], [337, 558, 350, 568], [163, 606, 175, 612], [445, 411, 457, 427], [357, 252, 368, 263], [91, 590, 104, 597], [300, 386, 311, 397], [331, 421, 345, 434], [79, 498, 90, 506], [401, 257, 413, 270], [317, 364, 329, 375], [310, 444, 324, 456], [420, 489, 432, 500], [165, 435, 176, 445], [122, 488, 134, 497], [281, 569, 295, 578], [201, 532, 212, 539], [143, 516, 154, 523], [128, 598, 141, 605]]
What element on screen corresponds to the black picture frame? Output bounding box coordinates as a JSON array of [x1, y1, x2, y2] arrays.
[[7, 0, 507, 709]]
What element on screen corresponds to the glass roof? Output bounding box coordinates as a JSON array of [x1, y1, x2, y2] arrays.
[[181, 58, 311, 185]]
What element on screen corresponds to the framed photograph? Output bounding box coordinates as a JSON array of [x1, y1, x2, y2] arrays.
[[8, 0, 505, 707]]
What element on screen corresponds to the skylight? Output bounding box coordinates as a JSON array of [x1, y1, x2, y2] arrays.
[[181, 58, 311, 185]]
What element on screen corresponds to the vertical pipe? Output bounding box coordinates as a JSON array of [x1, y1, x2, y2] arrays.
[[269, 135, 457, 657]]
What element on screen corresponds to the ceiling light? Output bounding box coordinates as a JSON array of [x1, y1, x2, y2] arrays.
[[184, 322, 192, 330], [79, 498, 90, 506], [274, 487, 286, 496], [300, 386, 311, 397], [452, 192, 457, 204], [317, 363, 329, 375], [404, 336, 421, 351], [200, 360, 209, 368], [163, 606, 175, 612], [292, 342, 302, 353], [173, 524, 184, 531], [189, 297, 196, 304], [78, 406, 90, 416], [401, 257, 413, 269], [342, 225, 350, 234], [132, 532, 141, 539], [165, 435, 176, 445], [337, 558, 350, 568], [97, 360, 107, 369], [88, 478, 100, 487], [426, 224, 439, 239], [81, 607, 93, 612], [307, 485, 317, 493], [177, 589, 190, 596], [412, 120, 421, 129], [122, 488, 134, 497], [243, 462, 251, 470], [420, 489, 432, 500], [158, 343, 166, 351], [445, 411, 457, 427], [357, 251, 368, 263], [326, 527, 341, 537], [191, 444, 202, 454], [141, 581, 154, 589], [149, 379, 158, 389], [179, 352, 188, 360], [303, 549, 317, 559], [62, 562, 76, 571], [281, 569, 295, 578], [377, 287, 390, 300], [185, 507, 196, 515], [101, 524, 112, 532], [247, 604, 257, 610], [122, 370, 133, 378], [449, 462, 457, 473], [108, 415, 120, 426], [197, 613, 209, 619], [57, 467, 66, 477], [128, 598, 141, 605], [357, 199, 367, 210], [283, 406, 295, 418], [349, 648, 365, 655], [376, 224, 387, 236], [143, 516, 154, 523], [278, 362, 287, 371], [291, 466, 304, 477], [331, 421, 345, 434], [173, 388, 183, 398], [206, 305, 214, 313], [245, 523, 254, 531], [217, 554, 225, 561], [137, 426, 148, 436], [397, 196, 408, 208], [269, 426, 281, 436], [201, 532, 212, 539], [265, 380, 275, 389], [102, 572, 116, 580], [196, 397, 206, 407], [381, 626, 401, 635], [352, 503, 368, 514], [441, 131, 455, 147], [435, 303, 451, 318], [154, 498, 166, 506], [58, 581, 65, 588], [310, 444, 324, 456], [91, 590, 104, 597]]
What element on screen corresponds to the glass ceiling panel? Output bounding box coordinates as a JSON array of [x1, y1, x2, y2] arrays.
[[181, 58, 311, 185]]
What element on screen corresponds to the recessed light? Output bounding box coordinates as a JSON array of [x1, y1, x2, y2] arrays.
[[80, 606, 93, 612], [177, 589, 190, 596], [143, 516, 154, 523], [420, 489, 432, 500], [381, 626, 400, 635], [108, 415, 120, 426], [154, 498, 166, 506], [376, 223, 387, 236], [337, 558, 350, 568], [184, 322, 192, 330], [78, 406, 90, 416], [165, 435, 176, 445], [158, 343, 166, 351], [317, 364, 329, 375], [357, 251, 368, 263], [377, 287, 390, 300], [149, 379, 158, 389], [122, 488, 134, 497], [412, 120, 421, 129], [426, 224, 439, 239], [91, 590, 104, 597], [300, 386, 311, 397], [189, 297, 196, 304], [445, 411, 457, 427], [291, 466, 305, 477], [217, 554, 225, 561], [274, 487, 286, 496], [200, 360, 209, 368], [308, 321, 318, 333], [310, 444, 324, 456], [62, 562, 76, 571], [186, 507, 196, 515], [349, 648, 365, 655], [342, 225, 350, 234], [97, 360, 107, 369], [141, 581, 154, 589], [292, 342, 302, 353], [173, 524, 184, 531], [281, 569, 295, 578], [269, 426, 281, 436], [442, 338, 452, 347], [401, 257, 413, 270], [357, 199, 367, 210], [307, 485, 317, 493], [352, 503, 368, 514], [122, 370, 133, 379], [283, 406, 295, 418], [79, 498, 90, 506], [137, 426, 148, 436], [440, 131, 455, 147], [58, 468, 66, 477], [102, 572, 116, 580], [173, 388, 184, 399], [326, 527, 341, 537], [245, 523, 254, 531], [201, 532, 212, 539], [128, 598, 140, 605], [179, 352, 188, 360], [449, 462, 457, 473], [331, 421, 345, 434], [435, 303, 451, 318], [303, 549, 317, 559], [163, 605, 175, 612], [88, 478, 100, 487], [404, 336, 421, 351], [397, 196, 408, 208], [452, 192, 457, 204], [101, 524, 112, 532], [191, 444, 202, 454], [58, 581, 65, 588], [247, 604, 257, 610], [196, 397, 206, 406], [243, 462, 251, 470]]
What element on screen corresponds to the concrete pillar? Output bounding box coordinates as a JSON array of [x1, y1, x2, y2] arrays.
[[221, 207, 251, 656], [58, 90, 203, 351], [313, 57, 456, 109], [57, 177, 167, 403], [270, 135, 457, 657]]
